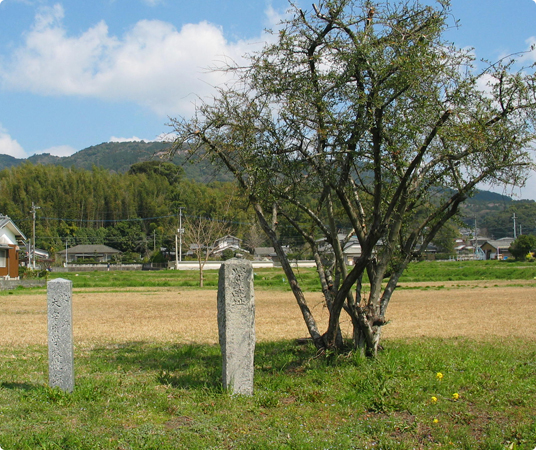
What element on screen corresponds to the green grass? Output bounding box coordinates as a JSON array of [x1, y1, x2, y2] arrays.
[[401, 259, 536, 282], [38, 259, 536, 291], [3, 260, 536, 448], [43, 267, 317, 291], [1, 338, 535, 449]]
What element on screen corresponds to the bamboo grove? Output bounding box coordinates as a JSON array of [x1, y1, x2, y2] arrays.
[[0, 162, 252, 257]]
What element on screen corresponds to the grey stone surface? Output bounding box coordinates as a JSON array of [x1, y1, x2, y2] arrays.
[[217, 259, 255, 395], [47, 278, 74, 392], [0, 279, 46, 290]]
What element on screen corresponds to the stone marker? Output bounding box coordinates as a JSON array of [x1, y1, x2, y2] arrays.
[[47, 278, 74, 392], [217, 259, 255, 395]]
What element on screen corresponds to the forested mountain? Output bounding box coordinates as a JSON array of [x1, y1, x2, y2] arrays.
[[0, 141, 233, 182], [0, 142, 534, 259]]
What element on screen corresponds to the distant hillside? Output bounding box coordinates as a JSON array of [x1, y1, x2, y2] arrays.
[[0, 154, 22, 169], [2, 141, 534, 239], [459, 189, 536, 238], [0, 141, 232, 182], [467, 190, 512, 203]]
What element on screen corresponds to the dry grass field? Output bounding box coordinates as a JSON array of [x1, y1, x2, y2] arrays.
[[1, 280, 535, 347]]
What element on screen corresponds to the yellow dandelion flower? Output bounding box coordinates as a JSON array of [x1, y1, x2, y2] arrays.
[[436, 372, 443, 380], [431, 396, 438, 404], [452, 392, 459, 400], [433, 418, 439, 423]]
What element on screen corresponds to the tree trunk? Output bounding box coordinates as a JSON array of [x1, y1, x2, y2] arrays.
[[253, 203, 325, 348], [325, 255, 369, 348]]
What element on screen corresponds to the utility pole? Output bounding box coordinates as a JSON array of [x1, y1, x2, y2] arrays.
[[473, 217, 477, 247], [512, 213, 517, 239], [30, 202, 40, 270], [179, 207, 184, 264], [175, 207, 185, 270]]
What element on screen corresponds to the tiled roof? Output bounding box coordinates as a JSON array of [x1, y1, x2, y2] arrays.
[[0, 215, 27, 240], [57, 244, 121, 255]]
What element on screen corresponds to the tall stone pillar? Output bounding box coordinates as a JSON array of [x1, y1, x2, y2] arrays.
[[47, 278, 74, 392], [217, 259, 255, 395]]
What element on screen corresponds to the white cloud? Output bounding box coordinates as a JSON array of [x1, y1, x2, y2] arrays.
[[110, 133, 179, 143], [38, 145, 77, 157], [0, 125, 76, 158], [155, 132, 176, 142], [109, 136, 146, 143], [264, 5, 286, 30], [475, 72, 497, 97], [520, 36, 536, 63], [0, 126, 26, 158], [0, 4, 270, 117]]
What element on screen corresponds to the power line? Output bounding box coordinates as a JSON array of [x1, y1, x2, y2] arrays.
[[17, 212, 253, 226], [32, 214, 180, 223]]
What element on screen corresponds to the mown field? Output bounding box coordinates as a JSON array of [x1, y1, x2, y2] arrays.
[[0, 260, 535, 449]]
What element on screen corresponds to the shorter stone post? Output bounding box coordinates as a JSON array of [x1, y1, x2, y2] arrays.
[[47, 278, 74, 392], [217, 259, 255, 395]]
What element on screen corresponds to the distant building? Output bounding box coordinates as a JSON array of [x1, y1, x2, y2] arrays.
[[20, 246, 51, 269], [343, 240, 362, 264], [253, 246, 291, 263], [316, 233, 367, 265], [212, 235, 243, 255], [0, 215, 26, 279], [211, 235, 249, 256], [56, 244, 121, 263], [480, 237, 515, 260], [254, 247, 277, 260]]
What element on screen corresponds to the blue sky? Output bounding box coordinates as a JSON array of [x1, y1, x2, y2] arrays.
[[1, 0, 536, 198]]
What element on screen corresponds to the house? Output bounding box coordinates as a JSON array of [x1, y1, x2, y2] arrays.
[[343, 240, 362, 264], [34, 248, 51, 262], [21, 246, 51, 267], [317, 233, 364, 265], [56, 244, 121, 263], [0, 215, 26, 279], [415, 243, 440, 260], [211, 235, 247, 256], [254, 247, 277, 260], [253, 246, 291, 262], [453, 236, 489, 260], [480, 237, 515, 260], [454, 238, 473, 254]]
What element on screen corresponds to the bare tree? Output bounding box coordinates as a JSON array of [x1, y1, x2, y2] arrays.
[[184, 216, 232, 287], [244, 221, 268, 253], [171, 0, 536, 355]]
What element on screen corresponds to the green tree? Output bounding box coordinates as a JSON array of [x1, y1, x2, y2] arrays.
[[0, 161, 253, 259], [171, 0, 536, 355], [128, 160, 184, 185], [509, 235, 536, 261], [431, 221, 459, 255]]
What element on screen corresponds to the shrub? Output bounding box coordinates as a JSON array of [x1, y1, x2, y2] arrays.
[[509, 235, 536, 261]]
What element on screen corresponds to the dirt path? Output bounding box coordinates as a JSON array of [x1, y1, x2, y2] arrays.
[[1, 281, 535, 347]]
